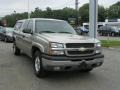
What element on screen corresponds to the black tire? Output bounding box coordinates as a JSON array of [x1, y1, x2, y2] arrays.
[[4, 37, 8, 42], [81, 68, 93, 72], [111, 33, 115, 37], [33, 51, 46, 78], [101, 32, 104, 36], [13, 43, 21, 55]]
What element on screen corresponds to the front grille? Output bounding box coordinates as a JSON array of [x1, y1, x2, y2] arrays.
[[66, 43, 94, 48], [65, 43, 95, 56], [67, 50, 94, 55]]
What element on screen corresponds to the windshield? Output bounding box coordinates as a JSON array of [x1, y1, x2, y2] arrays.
[[35, 20, 76, 34], [6, 28, 14, 34], [0, 26, 4, 32], [111, 27, 119, 31]]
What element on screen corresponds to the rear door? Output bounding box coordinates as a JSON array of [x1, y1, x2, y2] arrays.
[[18, 20, 29, 51], [14, 21, 24, 49], [1, 27, 6, 40]]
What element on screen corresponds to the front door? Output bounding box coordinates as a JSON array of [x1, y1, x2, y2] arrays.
[[22, 20, 33, 56]]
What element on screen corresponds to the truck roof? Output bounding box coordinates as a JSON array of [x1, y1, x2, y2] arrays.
[[17, 18, 65, 22]]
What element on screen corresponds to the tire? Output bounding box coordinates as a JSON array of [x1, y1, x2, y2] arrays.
[[111, 33, 115, 37], [99, 33, 102, 36], [2, 37, 5, 41], [13, 43, 21, 55], [81, 68, 93, 72], [4, 37, 8, 42], [33, 51, 46, 78], [101, 32, 104, 36]]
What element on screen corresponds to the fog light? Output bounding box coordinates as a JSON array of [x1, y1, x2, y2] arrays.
[[53, 67, 61, 71], [51, 50, 64, 55]]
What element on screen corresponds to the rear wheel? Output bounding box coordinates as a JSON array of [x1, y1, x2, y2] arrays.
[[5, 37, 8, 42], [101, 32, 104, 36], [13, 43, 21, 55], [111, 33, 115, 36], [33, 51, 46, 78]]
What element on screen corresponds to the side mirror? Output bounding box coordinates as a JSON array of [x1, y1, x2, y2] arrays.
[[23, 29, 33, 34]]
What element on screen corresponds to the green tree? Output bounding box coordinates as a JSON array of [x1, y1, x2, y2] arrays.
[[3, 2, 120, 27], [79, 3, 89, 22], [98, 6, 106, 21], [79, 3, 106, 23], [107, 2, 120, 19]]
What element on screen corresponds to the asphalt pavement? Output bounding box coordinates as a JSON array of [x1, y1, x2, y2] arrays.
[[0, 41, 120, 90]]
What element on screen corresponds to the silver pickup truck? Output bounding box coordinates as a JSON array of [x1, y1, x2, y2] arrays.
[[13, 18, 104, 78]]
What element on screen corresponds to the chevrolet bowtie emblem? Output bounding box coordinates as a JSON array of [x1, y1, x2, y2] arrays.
[[78, 47, 86, 51]]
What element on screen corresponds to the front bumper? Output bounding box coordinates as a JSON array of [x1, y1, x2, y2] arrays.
[[42, 54, 104, 71], [6, 36, 14, 41]]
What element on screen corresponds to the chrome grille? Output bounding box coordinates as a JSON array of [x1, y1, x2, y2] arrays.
[[66, 43, 94, 48], [65, 43, 95, 56], [67, 50, 94, 55]]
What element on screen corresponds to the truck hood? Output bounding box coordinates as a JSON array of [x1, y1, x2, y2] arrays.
[[39, 33, 99, 43]]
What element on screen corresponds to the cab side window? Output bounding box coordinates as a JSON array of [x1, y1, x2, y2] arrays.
[[14, 22, 22, 31], [27, 20, 33, 32], [22, 20, 33, 34], [22, 20, 29, 31]]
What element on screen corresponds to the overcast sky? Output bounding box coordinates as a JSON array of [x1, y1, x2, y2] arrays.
[[0, 0, 119, 17]]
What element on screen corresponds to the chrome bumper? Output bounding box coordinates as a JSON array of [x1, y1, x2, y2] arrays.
[[42, 54, 104, 71]]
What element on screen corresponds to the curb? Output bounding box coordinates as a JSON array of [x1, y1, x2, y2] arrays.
[[103, 47, 120, 52]]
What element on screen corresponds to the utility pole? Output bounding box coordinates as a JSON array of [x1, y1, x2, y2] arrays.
[[75, 0, 79, 27], [28, 0, 30, 19], [89, 0, 98, 38], [14, 10, 17, 22], [75, 0, 78, 10]]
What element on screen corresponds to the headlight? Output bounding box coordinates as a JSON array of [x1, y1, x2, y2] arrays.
[[95, 42, 101, 47], [51, 43, 64, 48], [95, 42, 102, 54], [49, 42, 64, 55], [50, 50, 64, 55]]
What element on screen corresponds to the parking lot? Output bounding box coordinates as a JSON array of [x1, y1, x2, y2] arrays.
[[98, 36, 120, 41], [0, 41, 120, 90]]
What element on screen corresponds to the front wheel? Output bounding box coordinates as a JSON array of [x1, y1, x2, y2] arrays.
[[33, 51, 46, 78], [5, 37, 8, 42]]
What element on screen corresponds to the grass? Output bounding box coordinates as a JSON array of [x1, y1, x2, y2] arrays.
[[101, 40, 120, 47]]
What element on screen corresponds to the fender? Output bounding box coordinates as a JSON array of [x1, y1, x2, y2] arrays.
[[32, 42, 45, 53]]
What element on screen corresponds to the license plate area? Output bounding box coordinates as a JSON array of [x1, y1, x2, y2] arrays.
[[79, 61, 87, 68]]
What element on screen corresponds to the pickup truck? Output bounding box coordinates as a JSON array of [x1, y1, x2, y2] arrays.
[[13, 18, 104, 78]]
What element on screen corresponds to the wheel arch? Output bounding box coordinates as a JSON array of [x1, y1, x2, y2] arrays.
[[31, 43, 44, 57]]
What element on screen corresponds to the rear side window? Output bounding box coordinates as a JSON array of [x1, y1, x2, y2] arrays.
[[14, 22, 23, 30]]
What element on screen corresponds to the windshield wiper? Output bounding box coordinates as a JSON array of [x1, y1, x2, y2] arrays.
[[39, 31, 55, 33], [58, 32, 72, 34]]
